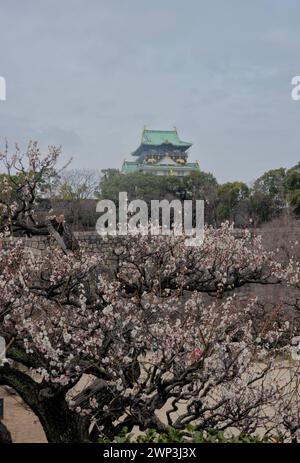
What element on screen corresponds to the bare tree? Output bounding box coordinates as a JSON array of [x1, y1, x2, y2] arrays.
[[0, 141, 78, 252], [53, 169, 100, 200]]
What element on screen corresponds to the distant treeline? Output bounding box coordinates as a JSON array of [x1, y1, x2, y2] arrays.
[[1, 162, 299, 229], [98, 163, 300, 227]]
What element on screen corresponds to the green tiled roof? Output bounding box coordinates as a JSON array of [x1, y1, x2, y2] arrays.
[[122, 161, 139, 173], [141, 129, 191, 148], [132, 128, 192, 156], [121, 160, 200, 174]]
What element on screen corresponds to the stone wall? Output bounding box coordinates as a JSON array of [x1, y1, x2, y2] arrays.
[[2, 232, 106, 255], [5, 226, 299, 255]]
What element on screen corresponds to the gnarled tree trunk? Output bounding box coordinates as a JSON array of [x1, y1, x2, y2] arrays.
[[0, 421, 12, 443], [0, 365, 90, 443]]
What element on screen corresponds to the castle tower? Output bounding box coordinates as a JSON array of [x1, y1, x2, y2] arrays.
[[122, 128, 200, 176]]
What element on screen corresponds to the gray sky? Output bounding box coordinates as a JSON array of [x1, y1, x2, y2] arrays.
[[0, 0, 300, 183]]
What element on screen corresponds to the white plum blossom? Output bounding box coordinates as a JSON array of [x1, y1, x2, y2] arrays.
[[0, 145, 300, 442]]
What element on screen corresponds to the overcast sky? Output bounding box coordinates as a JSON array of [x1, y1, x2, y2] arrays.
[[0, 0, 300, 183]]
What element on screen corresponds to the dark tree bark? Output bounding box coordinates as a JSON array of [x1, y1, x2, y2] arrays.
[[0, 365, 89, 443], [34, 393, 90, 443], [0, 421, 12, 443]]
